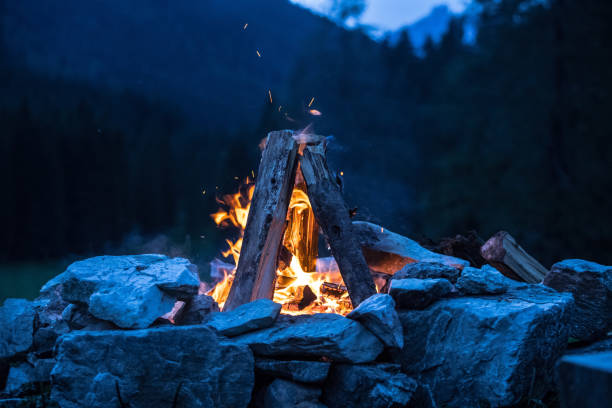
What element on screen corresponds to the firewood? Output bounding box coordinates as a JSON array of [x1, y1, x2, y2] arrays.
[[299, 145, 377, 307], [480, 231, 547, 283], [223, 130, 299, 311]]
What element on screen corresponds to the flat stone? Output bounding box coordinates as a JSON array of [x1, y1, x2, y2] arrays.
[[179, 295, 219, 325], [264, 378, 322, 408], [51, 325, 254, 408], [557, 352, 612, 408], [322, 363, 420, 408], [41, 255, 200, 329], [347, 294, 403, 348], [0, 299, 36, 360], [397, 285, 574, 407], [232, 314, 384, 363], [389, 278, 453, 309], [2, 358, 55, 397], [254, 358, 330, 383], [206, 299, 281, 337], [455, 265, 522, 295], [543, 259, 612, 341], [352, 221, 469, 271], [394, 262, 462, 283]]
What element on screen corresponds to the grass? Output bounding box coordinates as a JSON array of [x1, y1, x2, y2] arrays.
[[0, 260, 71, 302]]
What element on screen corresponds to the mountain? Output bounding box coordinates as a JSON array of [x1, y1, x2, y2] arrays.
[[389, 5, 454, 48], [0, 0, 338, 129]]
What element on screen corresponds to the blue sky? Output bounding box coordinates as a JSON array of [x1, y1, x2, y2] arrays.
[[290, 0, 468, 30]]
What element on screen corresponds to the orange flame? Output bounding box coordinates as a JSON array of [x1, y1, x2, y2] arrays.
[[208, 174, 353, 315]]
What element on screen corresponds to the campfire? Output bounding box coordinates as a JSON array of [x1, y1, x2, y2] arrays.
[[207, 130, 383, 315]]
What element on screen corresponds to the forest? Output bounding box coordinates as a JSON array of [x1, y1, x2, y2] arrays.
[[1, 0, 611, 293]]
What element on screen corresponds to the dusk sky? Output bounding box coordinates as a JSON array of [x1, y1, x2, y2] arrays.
[[290, 0, 468, 30]]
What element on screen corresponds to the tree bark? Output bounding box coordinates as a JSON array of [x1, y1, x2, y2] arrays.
[[223, 130, 299, 311], [299, 145, 376, 307]]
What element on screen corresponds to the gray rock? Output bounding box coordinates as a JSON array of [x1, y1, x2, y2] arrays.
[[255, 358, 330, 383], [322, 363, 419, 408], [206, 299, 281, 337], [394, 262, 462, 283], [233, 314, 383, 363], [389, 278, 453, 309], [557, 352, 612, 408], [0, 299, 36, 360], [51, 325, 254, 408], [179, 295, 219, 325], [352, 221, 469, 269], [455, 265, 522, 295], [264, 378, 322, 408], [61, 304, 118, 331], [543, 259, 612, 341], [41, 255, 200, 329], [3, 358, 55, 396], [397, 285, 574, 407], [347, 294, 403, 348]]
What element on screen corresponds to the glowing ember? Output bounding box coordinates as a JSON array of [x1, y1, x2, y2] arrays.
[[208, 174, 353, 315]]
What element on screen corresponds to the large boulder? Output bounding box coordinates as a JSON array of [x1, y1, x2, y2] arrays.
[[41, 255, 200, 329], [455, 265, 522, 295], [233, 314, 383, 363], [264, 378, 322, 408], [0, 299, 36, 360], [543, 259, 612, 341], [51, 325, 254, 408], [255, 358, 330, 383], [397, 285, 573, 407], [206, 299, 281, 337], [322, 363, 432, 408], [389, 278, 453, 310], [394, 262, 462, 283], [347, 294, 403, 349], [557, 352, 612, 408]]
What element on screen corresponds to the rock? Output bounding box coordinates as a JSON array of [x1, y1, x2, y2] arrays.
[[557, 352, 612, 408], [0, 299, 36, 360], [179, 295, 219, 325], [41, 255, 200, 329], [352, 221, 469, 273], [565, 336, 612, 355], [389, 278, 453, 309], [264, 378, 322, 408], [61, 304, 118, 331], [347, 294, 403, 349], [322, 363, 420, 408], [543, 259, 612, 341], [233, 314, 384, 363], [455, 265, 522, 295], [254, 358, 330, 383], [0, 398, 27, 407], [397, 285, 574, 407], [394, 262, 462, 283], [206, 299, 281, 337], [2, 358, 55, 397], [51, 325, 254, 408]]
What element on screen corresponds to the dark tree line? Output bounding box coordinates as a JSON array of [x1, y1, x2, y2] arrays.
[[1, 0, 611, 267]]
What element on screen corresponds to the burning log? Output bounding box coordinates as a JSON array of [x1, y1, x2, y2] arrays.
[[299, 145, 377, 307], [480, 231, 547, 283], [223, 130, 299, 311]]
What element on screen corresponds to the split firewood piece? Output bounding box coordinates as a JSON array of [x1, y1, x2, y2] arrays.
[[299, 145, 377, 307], [480, 231, 547, 283], [352, 221, 470, 273], [223, 130, 299, 311]]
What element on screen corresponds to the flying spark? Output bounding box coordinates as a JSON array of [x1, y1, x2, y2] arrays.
[[268, 90, 273, 104], [278, 105, 282, 112], [243, 23, 248, 30], [308, 109, 322, 116], [308, 97, 315, 107], [256, 50, 261, 58]]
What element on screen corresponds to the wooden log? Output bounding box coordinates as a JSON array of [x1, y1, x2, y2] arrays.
[[223, 130, 299, 311], [480, 231, 547, 283], [299, 145, 376, 307]]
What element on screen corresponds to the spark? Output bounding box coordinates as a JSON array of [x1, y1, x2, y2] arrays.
[[202, 190, 206, 195], [251, 170, 255, 179], [340, 171, 344, 176], [381, 227, 384, 233], [268, 90, 273, 104], [256, 50, 261, 58], [234, 176, 239, 180], [278, 105, 282, 112], [308, 109, 322, 116], [243, 23, 248, 30], [308, 97, 315, 107]]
